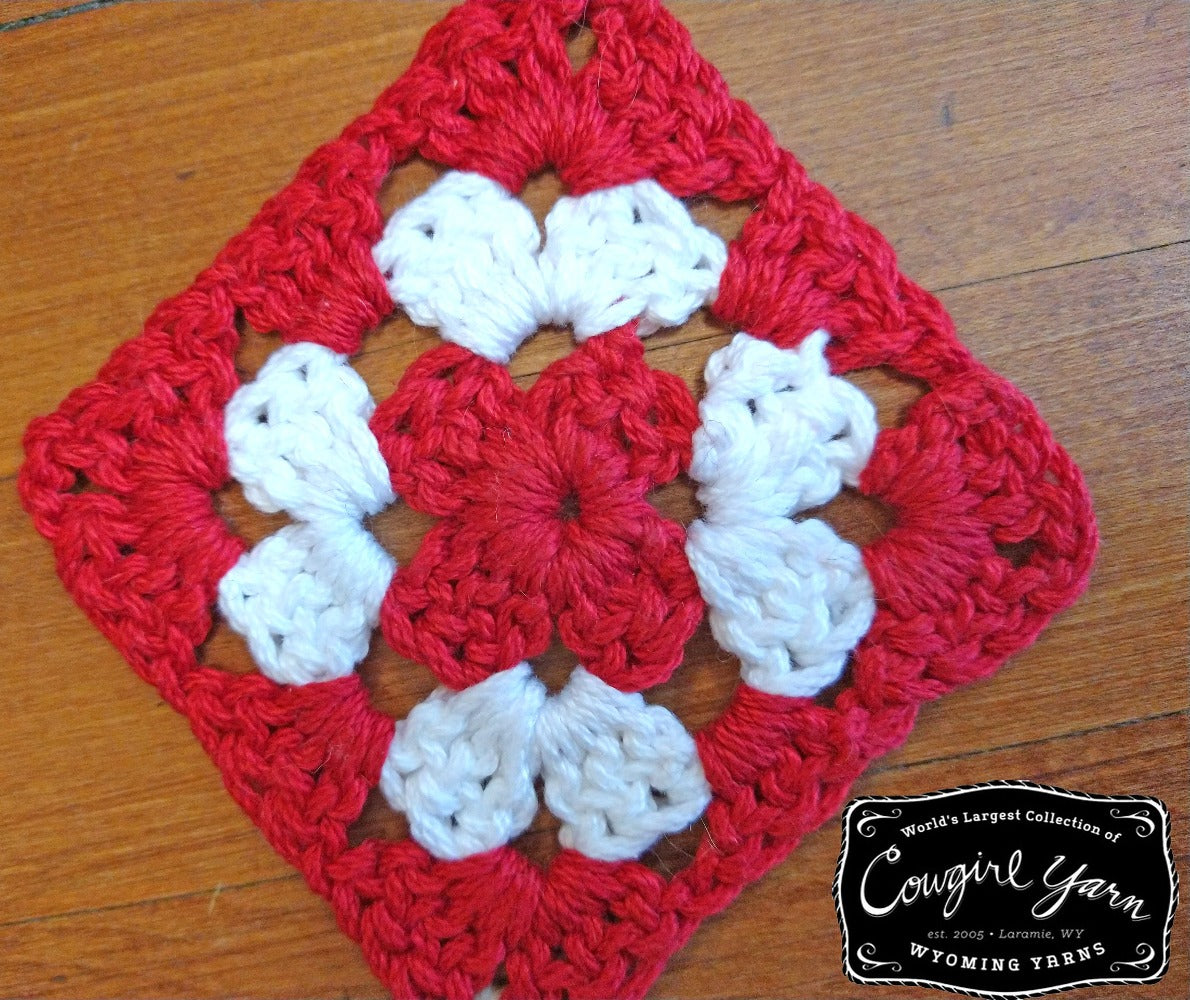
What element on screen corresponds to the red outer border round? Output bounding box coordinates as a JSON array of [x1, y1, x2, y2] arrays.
[[18, 2, 1097, 997]]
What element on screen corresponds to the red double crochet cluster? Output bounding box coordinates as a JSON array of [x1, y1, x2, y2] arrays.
[[371, 325, 702, 693], [18, 1, 1098, 998]]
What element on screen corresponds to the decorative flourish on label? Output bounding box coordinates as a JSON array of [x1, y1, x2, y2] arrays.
[[856, 943, 902, 972], [856, 808, 902, 837], [1110, 942, 1156, 972], [1110, 807, 1156, 837]]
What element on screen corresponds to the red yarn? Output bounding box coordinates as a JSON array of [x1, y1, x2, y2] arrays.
[[17, 1, 1098, 998], [371, 325, 702, 692]]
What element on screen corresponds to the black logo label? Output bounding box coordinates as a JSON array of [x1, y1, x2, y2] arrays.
[[833, 781, 1177, 997]]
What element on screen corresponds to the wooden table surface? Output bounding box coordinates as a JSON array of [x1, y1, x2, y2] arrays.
[[0, 1, 1185, 997]]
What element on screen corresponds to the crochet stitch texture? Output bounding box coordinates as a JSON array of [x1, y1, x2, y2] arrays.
[[18, 1, 1097, 997]]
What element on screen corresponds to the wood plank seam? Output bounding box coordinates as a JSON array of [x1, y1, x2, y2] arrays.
[[0, 874, 299, 932], [0, 0, 128, 34], [932, 237, 1190, 294], [866, 708, 1189, 777]]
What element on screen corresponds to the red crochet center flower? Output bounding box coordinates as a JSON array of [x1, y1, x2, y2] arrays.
[[372, 324, 701, 692]]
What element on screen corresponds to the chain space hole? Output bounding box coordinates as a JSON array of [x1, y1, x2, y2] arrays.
[[648, 474, 699, 529], [377, 156, 446, 220], [354, 632, 441, 730], [67, 471, 103, 495], [353, 311, 442, 405], [641, 617, 737, 734], [348, 785, 412, 848], [800, 489, 896, 552], [215, 480, 290, 549], [366, 501, 438, 571], [642, 820, 705, 880], [846, 364, 930, 431], [520, 168, 568, 231], [507, 324, 588, 388], [233, 312, 276, 383], [531, 634, 581, 697], [995, 538, 1038, 569], [196, 615, 258, 675], [510, 791, 563, 869], [687, 195, 754, 249], [565, 20, 597, 74]]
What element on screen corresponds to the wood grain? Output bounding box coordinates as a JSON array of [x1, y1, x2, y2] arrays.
[[0, 2, 1185, 998]]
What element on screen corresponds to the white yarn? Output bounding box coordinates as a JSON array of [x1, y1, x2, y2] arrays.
[[538, 179, 727, 340], [218, 343, 396, 685], [689, 331, 875, 522], [223, 342, 394, 522], [372, 171, 726, 360], [685, 331, 878, 698], [380, 664, 546, 861], [218, 521, 394, 685], [372, 172, 549, 364], [686, 518, 873, 697], [536, 667, 710, 861], [379, 665, 710, 862]]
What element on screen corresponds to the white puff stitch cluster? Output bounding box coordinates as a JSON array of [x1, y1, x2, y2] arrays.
[[381, 664, 709, 861], [218, 344, 396, 685], [685, 331, 879, 698], [372, 171, 727, 361]]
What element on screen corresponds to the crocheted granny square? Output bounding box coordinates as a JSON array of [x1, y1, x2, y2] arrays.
[[20, 2, 1097, 997]]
